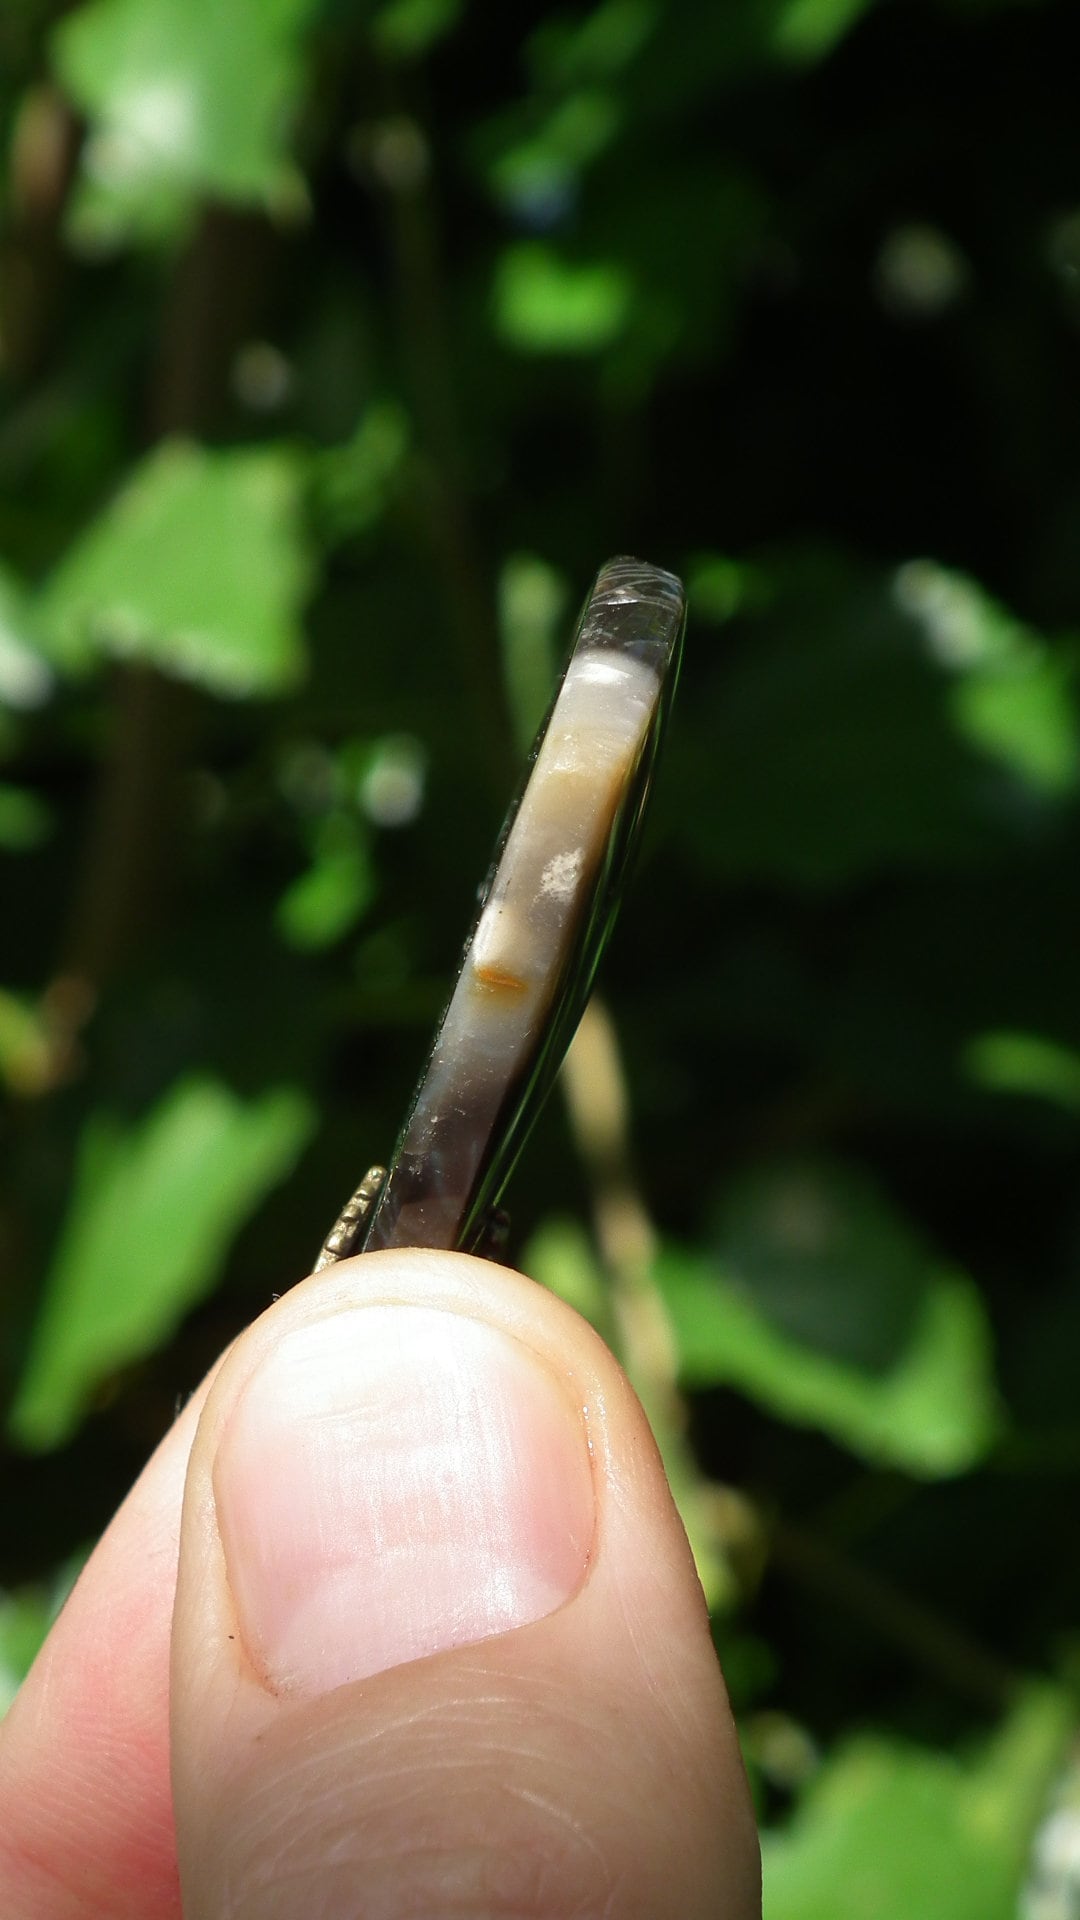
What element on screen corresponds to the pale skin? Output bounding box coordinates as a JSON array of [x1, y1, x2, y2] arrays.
[[0, 1250, 761, 1918]]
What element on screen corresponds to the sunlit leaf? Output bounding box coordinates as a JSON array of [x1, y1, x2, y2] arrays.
[[352, 735, 427, 828], [894, 559, 1028, 672], [276, 818, 376, 950], [37, 440, 310, 698], [52, 0, 319, 237], [523, 1216, 610, 1329], [9, 1076, 314, 1452], [955, 664, 1077, 797], [965, 1030, 1080, 1114], [655, 1161, 999, 1475], [770, 0, 877, 63], [588, 158, 767, 377], [672, 552, 1073, 888], [895, 560, 1079, 797], [1023, 1744, 1080, 1920], [0, 567, 54, 712], [763, 1687, 1073, 1920], [371, 0, 463, 60], [497, 553, 569, 751], [493, 243, 632, 353]]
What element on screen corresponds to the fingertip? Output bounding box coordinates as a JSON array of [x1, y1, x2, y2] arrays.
[[172, 1251, 760, 1919]]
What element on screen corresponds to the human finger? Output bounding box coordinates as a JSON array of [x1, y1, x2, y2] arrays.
[[171, 1249, 760, 1918]]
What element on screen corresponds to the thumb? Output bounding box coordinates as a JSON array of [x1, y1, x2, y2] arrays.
[[171, 1250, 759, 1919]]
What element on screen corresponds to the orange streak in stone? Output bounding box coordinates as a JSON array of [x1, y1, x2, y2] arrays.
[[473, 963, 529, 994]]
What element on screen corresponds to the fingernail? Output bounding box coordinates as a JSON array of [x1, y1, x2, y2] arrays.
[[213, 1301, 596, 1694]]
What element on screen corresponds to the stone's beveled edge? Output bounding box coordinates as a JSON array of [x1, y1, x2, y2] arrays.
[[591, 555, 685, 611], [579, 557, 685, 669], [352, 555, 685, 1257]]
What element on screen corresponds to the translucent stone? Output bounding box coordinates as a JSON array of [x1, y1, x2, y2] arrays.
[[328, 556, 684, 1259]]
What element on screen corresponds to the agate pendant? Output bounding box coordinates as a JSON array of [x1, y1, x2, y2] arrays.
[[315, 555, 684, 1267]]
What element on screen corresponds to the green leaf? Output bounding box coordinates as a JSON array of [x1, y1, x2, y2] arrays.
[[763, 1687, 1073, 1920], [769, 0, 877, 63], [497, 553, 569, 752], [671, 551, 1075, 888], [370, 0, 464, 61], [896, 560, 1079, 797], [964, 1030, 1080, 1114], [0, 566, 54, 712], [524, 0, 875, 126], [52, 0, 320, 237], [493, 243, 632, 354], [9, 1076, 314, 1452], [37, 440, 310, 698], [528, 0, 659, 88], [954, 663, 1078, 795], [686, 551, 773, 626], [523, 1217, 610, 1330], [276, 818, 376, 951], [0, 784, 50, 852], [313, 401, 411, 545], [484, 90, 623, 217], [655, 1161, 999, 1475]]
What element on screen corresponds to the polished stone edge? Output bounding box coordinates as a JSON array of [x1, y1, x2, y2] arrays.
[[578, 555, 685, 668], [345, 556, 685, 1257], [590, 554, 685, 610]]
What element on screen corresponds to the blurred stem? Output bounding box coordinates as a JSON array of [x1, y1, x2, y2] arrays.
[[0, 85, 80, 384], [55, 208, 274, 1058], [62, 666, 194, 996], [364, 104, 512, 792], [149, 206, 273, 437], [560, 999, 734, 1601], [770, 1516, 1018, 1713], [560, 1005, 1024, 1692], [560, 998, 680, 1420]]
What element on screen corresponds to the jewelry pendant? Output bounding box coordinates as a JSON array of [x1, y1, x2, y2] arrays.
[[316, 555, 684, 1266]]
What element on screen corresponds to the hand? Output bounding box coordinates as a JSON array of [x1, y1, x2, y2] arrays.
[[0, 1250, 760, 1917]]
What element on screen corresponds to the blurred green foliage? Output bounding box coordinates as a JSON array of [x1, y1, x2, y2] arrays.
[[3, 0, 1080, 1909], [10, 1075, 313, 1449]]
